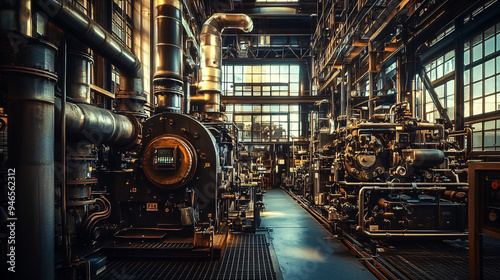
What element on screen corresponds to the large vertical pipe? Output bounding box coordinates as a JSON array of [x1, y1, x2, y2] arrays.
[[194, 13, 253, 113], [368, 41, 376, 119], [454, 18, 464, 146], [0, 33, 56, 280], [153, 0, 183, 113], [340, 66, 346, 118], [0, 0, 32, 36], [66, 50, 93, 103], [346, 64, 352, 127]]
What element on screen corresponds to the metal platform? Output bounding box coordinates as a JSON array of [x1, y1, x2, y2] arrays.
[[95, 234, 277, 280], [377, 236, 500, 280]]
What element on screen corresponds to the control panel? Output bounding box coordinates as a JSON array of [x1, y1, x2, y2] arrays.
[[483, 174, 500, 230], [154, 146, 176, 170]]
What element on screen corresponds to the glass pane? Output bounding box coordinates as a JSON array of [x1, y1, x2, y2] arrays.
[[485, 37, 495, 56], [485, 94, 495, 113], [473, 81, 483, 98], [473, 98, 483, 115], [485, 58, 495, 77], [485, 130, 495, 147], [485, 120, 495, 130], [473, 64, 483, 82], [280, 65, 288, 74], [473, 131, 482, 149], [464, 50, 470, 66], [472, 43, 483, 62], [485, 76, 495, 95]]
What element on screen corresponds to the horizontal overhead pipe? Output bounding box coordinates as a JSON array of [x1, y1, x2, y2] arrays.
[[55, 99, 141, 149], [37, 0, 147, 117], [194, 13, 253, 113]]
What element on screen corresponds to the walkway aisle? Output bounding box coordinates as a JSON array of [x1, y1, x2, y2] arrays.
[[261, 189, 375, 280]]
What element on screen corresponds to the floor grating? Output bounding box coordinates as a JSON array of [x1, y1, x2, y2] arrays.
[[379, 236, 500, 280], [95, 234, 276, 280]]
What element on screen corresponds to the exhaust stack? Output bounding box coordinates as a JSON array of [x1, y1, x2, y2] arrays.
[[194, 13, 253, 113]]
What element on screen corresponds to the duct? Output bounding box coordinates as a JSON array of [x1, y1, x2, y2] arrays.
[[0, 33, 56, 280], [36, 0, 147, 117], [195, 13, 253, 113], [55, 99, 141, 149], [153, 0, 183, 113]]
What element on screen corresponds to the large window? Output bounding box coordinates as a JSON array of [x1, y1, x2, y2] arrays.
[[423, 50, 455, 122], [464, 24, 500, 119], [112, 0, 133, 49], [111, 0, 133, 93], [225, 104, 301, 142], [464, 23, 500, 150], [222, 63, 301, 96]]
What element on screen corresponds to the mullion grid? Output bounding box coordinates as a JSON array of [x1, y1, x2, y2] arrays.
[[227, 104, 300, 143], [464, 22, 500, 150]]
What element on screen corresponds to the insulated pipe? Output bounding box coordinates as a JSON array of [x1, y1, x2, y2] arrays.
[[55, 99, 140, 149], [194, 13, 253, 113], [0, 33, 56, 280], [66, 50, 93, 103], [153, 0, 183, 113], [36, 0, 147, 117]]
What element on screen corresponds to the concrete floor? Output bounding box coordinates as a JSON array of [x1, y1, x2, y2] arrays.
[[261, 189, 375, 280]]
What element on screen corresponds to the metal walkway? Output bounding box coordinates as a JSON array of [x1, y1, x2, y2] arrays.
[[95, 234, 277, 280], [261, 189, 375, 280]]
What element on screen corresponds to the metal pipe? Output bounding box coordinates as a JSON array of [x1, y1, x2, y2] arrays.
[[36, 0, 146, 117], [183, 76, 191, 113], [0, 0, 32, 36], [61, 39, 71, 271], [346, 64, 352, 127], [339, 181, 468, 187], [357, 186, 468, 238], [417, 122, 445, 140], [368, 41, 375, 118], [55, 99, 140, 149], [66, 50, 93, 103], [153, 0, 183, 113], [340, 66, 346, 119], [1, 34, 56, 280], [197, 13, 253, 113]]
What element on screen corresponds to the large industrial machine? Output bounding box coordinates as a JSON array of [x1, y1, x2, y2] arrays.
[[0, 0, 258, 279], [294, 101, 470, 238]]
